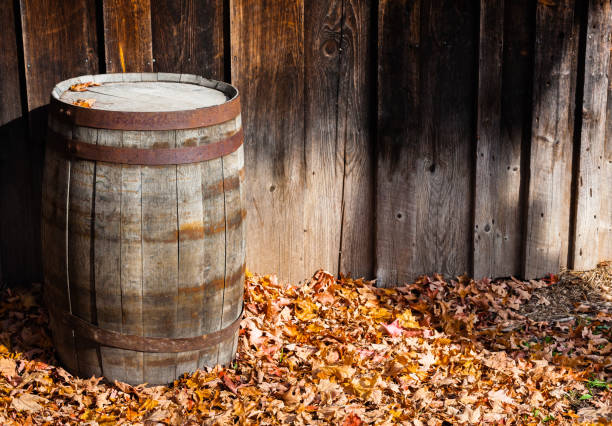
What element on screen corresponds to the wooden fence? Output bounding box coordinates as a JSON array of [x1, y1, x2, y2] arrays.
[[0, 0, 610, 287]]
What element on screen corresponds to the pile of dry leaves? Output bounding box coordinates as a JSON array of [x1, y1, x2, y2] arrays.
[[1, 268, 612, 425]]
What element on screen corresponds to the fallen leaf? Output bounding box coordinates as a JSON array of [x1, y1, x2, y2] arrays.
[[73, 98, 96, 108], [69, 81, 100, 92], [0, 357, 16, 378], [10, 393, 47, 413]]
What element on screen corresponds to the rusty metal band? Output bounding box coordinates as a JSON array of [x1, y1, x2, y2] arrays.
[[47, 128, 243, 165], [48, 94, 241, 130], [49, 306, 243, 353]]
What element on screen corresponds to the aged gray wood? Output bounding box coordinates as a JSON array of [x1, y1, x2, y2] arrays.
[[524, 0, 579, 278], [175, 126, 207, 375], [93, 128, 125, 381], [44, 73, 244, 385], [304, 1, 344, 277], [337, 0, 374, 278], [141, 129, 179, 385], [119, 131, 145, 383], [474, 0, 507, 279], [42, 116, 77, 372], [60, 81, 227, 111], [376, 0, 477, 286], [231, 0, 307, 283], [573, 0, 610, 270], [220, 139, 246, 364], [66, 124, 101, 377]]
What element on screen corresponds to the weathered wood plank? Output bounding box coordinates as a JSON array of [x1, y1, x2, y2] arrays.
[[572, 0, 610, 270], [93, 130, 125, 381], [524, 0, 579, 278], [603, 18, 612, 262], [474, 0, 532, 279], [337, 0, 374, 278], [220, 140, 245, 365], [231, 0, 306, 283], [174, 128, 207, 375], [376, 0, 477, 286], [119, 132, 145, 384], [42, 117, 77, 372], [140, 130, 179, 385], [304, 1, 344, 276], [20, 0, 98, 110], [0, 0, 33, 284], [67, 126, 101, 377], [19, 0, 98, 283], [151, 0, 224, 79], [103, 0, 153, 72], [474, 1, 505, 279]]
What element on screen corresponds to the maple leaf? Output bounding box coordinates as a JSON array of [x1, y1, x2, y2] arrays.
[[10, 393, 47, 413], [341, 412, 363, 426], [73, 98, 96, 108], [295, 298, 318, 321], [382, 319, 405, 337], [219, 370, 239, 394], [69, 81, 100, 92], [487, 388, 515, 405], [0, 357, 16, 378]]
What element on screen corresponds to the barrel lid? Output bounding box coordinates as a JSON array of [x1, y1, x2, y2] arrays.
[[49, 73, 240, 131]]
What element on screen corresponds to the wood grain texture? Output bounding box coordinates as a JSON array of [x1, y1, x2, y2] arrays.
[[103, 0, 153, 72], [376, 0, 477, 287], [198, 148, 226, 368], [19, 0, 98, 284], [304, 1, 344, 276], [140, 129, 179, 384], [303, 0, 374, 279], [93, 129, 125, 381], [336, 0, 374, 278], [20, 0, 98, 110], [118, 132, 144, 383], [474, 0, 533, 279], [572, 0, 610, 270], [174, 127, 207, 375], [67, 125, 102, 378], [219, 141, 245, 364], [231, 0, 306, 283], [42, 116, 77, 372], [524, 0, 579, 278], [0, 0, 32, 283], [151, 0, 224, 78], [603, 14, 612, 262]]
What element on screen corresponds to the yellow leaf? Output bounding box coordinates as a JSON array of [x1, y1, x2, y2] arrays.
[[80, 409, 95, 421], [238, 386, 262, 397], [397, 309, 419, 328], [295, 298, 318, 321], [139, 398, 158, 412], [73, 98, 96, 108]]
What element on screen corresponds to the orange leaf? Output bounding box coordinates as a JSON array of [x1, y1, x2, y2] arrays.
[[69, 82, 100, 92], [73, 98, 96, 108], [342, 413, 363, 426]]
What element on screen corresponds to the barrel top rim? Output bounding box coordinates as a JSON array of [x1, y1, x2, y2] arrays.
[[49, 73, 241, 131]]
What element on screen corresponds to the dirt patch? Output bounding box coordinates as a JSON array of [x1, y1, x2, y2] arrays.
[[519, 262, 612, 322]]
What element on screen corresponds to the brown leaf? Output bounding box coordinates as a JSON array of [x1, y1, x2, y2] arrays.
[[10, 393, 47, 413], [69, 82, 100, 92], [73, 98, 96, 108], [0, 357, 16, 378]]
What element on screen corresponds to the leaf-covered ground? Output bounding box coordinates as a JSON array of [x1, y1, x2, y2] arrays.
[[1, 267, 612, 425]]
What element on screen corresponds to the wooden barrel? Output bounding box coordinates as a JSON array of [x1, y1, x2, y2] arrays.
[[41, 73, 245, 385]]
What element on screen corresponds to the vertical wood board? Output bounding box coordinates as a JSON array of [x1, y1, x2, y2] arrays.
[[524, 0, 579, 278], [151, 0, 224, 79], [572, 0, 610, 270]]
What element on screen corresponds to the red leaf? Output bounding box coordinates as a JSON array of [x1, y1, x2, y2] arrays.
[[342, 413, 363, 426]]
